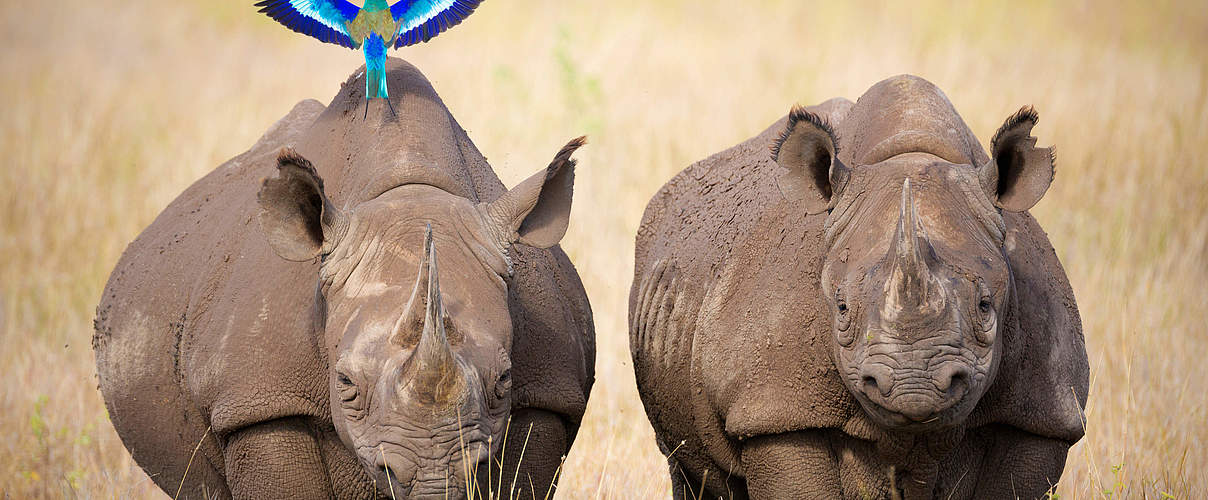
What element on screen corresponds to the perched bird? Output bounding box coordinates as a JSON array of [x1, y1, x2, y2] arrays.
[[255, 0, 483, 116]]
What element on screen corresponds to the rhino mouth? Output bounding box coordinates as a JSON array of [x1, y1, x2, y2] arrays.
[[857, 389, 968, 430]]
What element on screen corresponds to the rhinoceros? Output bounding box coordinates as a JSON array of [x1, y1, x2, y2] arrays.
[[93, 59, 595, 499], [630, 75, 1088, 499]]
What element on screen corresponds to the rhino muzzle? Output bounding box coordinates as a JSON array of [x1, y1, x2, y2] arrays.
[[857, 358, 973, 423]]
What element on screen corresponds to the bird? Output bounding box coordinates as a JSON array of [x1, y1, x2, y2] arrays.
[[255, 0, 483, 117]]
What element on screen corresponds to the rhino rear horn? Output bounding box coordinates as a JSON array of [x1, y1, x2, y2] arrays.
[[404, 225, 463, 406]]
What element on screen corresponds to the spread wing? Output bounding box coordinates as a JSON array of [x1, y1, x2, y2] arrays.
[[255, 0, 362, 48], [391, 0, 483, 48]]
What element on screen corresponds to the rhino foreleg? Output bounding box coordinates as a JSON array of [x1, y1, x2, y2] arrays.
[[222, 417, 335, 500], [967, 426, 1070, 499], [487, 409, 570, 500], [741, 431, 841, 498]]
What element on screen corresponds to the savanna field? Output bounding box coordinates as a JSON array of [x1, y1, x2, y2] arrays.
[[1, 0, 1206, 497]]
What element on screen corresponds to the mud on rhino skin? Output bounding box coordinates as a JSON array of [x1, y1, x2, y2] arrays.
[[630, 75, 1087, 499], [94, 58, 595, 499]]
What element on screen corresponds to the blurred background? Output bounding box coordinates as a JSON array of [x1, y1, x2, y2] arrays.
[[1, 0, 1206, 497]]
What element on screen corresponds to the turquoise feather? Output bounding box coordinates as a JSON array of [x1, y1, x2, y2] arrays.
[[363, 33, 389, 99], [255, 0, 484, 103]]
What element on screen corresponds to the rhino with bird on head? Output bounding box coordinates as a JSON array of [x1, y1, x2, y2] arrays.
[[94, 58, 595, 499], [630, 75, 1088, 499]]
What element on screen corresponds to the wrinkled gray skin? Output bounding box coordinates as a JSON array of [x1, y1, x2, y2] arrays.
[[94, 59, 595, 499], [631, 75, 1088, 499]]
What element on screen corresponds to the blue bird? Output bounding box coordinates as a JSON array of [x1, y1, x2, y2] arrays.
[[255, 0, 483, 116]]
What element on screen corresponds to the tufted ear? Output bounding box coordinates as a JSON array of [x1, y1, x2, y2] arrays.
[[257, 148, 347, 261], [772, 105, 849, 214], [480, 136, 585, 249], [979, 106, 1055, 212]]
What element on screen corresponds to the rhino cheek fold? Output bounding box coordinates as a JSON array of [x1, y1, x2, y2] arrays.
[[835, 324, 856, 348]]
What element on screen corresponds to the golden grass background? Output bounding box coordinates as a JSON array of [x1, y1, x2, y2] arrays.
[[2, 0, 1206, 497]]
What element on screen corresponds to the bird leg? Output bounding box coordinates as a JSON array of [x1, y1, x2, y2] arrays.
[[385, 97, 397, 118]]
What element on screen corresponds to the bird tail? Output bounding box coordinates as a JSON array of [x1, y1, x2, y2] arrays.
[[366, 64, 388, 100], [363, 34, 388, 100]]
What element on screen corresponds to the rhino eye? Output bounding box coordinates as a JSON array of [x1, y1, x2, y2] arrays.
[[835, 300, 851, 331], [835, 290, 851, 328], [335, 372, 367, 419], [336, 374, 358, 402], [494, 369, 512, 399], [834, 290, 854, 346], [974, 293, 997, 345]]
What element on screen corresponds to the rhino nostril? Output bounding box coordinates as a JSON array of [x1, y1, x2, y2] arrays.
[[859, 364, 892, 397], [937, 365, 971, 396], [862, 375, 879, 392], [379, 464, 398, 483]]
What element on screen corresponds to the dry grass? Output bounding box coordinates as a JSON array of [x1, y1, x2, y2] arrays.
[[1, 0, 1206, 498]]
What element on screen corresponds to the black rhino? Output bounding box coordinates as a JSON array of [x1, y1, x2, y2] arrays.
[[94, 59, 595, 499], [630, 75, 1088, 499]]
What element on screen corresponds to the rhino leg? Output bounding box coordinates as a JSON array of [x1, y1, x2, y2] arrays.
[[831, 436, 893, 499], [223, 417, 334, 499], [966, 426, 1070, 499], [741, 431, 841, 498], [666, 458, 705, 500], [488, 408, 569, 500]]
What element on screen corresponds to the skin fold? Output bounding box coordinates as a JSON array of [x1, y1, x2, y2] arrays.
[[630, 75, 1088, 499]]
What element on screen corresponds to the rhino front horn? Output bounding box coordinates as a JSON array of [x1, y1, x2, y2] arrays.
[[405, 225, 464, 406], [887, 179, 934, 310]]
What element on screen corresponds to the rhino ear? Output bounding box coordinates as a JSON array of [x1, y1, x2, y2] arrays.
[[480, 136, 585, 249], [979, 106, 1055, 212], [772, 105, 849, 214], [257, 148, 347, 261]]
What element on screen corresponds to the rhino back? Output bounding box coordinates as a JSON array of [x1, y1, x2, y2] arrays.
[[837, 75, 987, 167], [289, 58, 510, 208], [93, 99, 328, 495]]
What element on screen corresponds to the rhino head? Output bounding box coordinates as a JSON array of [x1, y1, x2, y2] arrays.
[[773, 93, 1054, 431], [254, 138, 584, 496]]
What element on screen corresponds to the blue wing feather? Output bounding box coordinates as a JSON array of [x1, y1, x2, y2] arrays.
[[390, 0, 483, 48], [255, 0, 361, 49]]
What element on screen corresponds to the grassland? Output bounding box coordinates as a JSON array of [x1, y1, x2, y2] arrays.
[[1, 0, 1206, 498]]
